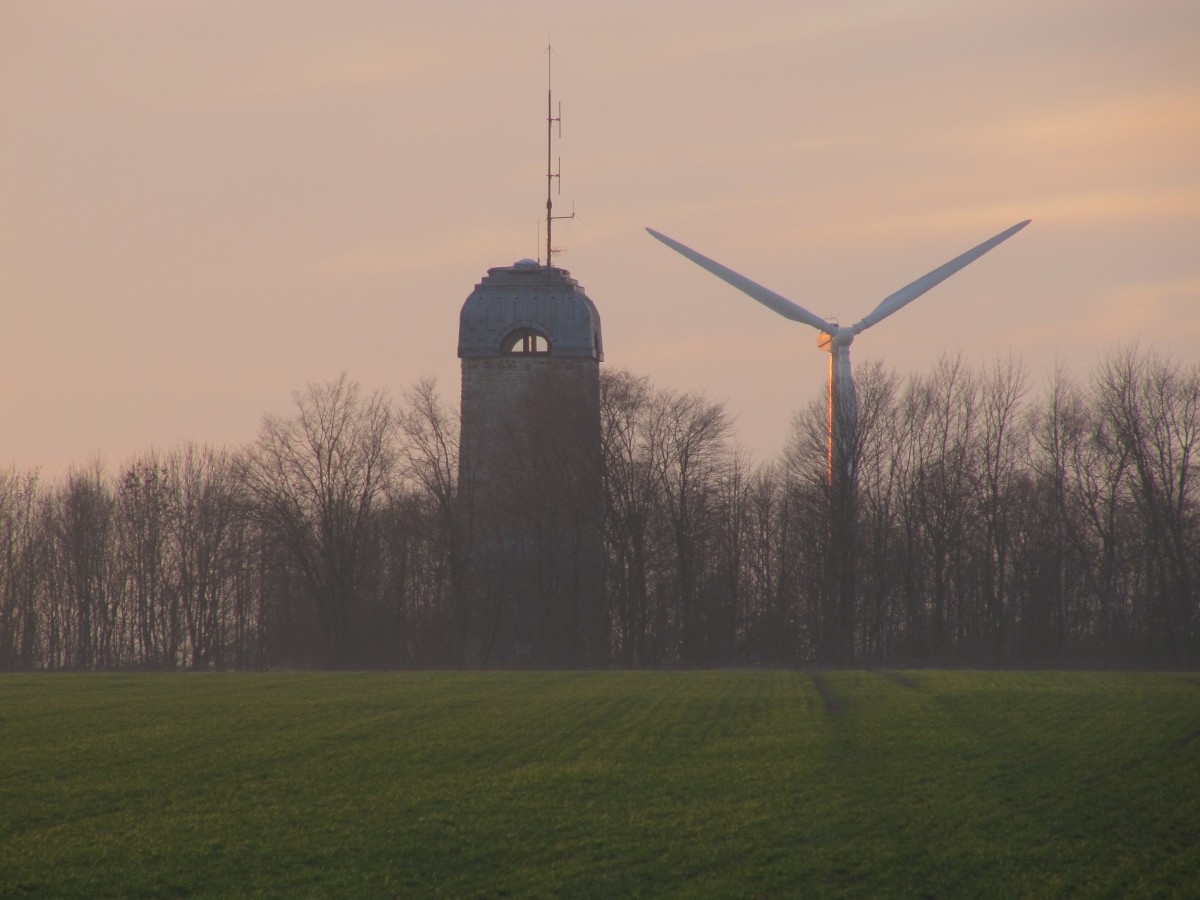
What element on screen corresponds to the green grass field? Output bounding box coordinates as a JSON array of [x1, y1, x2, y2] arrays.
[[2, 671, 1198, 898]]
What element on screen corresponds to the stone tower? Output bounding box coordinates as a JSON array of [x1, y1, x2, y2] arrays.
[[458, 259, 605, 667]]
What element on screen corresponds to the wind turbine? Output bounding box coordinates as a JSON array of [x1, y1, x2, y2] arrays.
[[645, 220, 1030, 488]]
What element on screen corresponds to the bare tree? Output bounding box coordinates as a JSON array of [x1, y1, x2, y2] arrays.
[[850, 360, 902, 662], [647, 389, 731, 666], [977, 355, 1030, 664], [783, 398, 835, 663], [398, 377, 469, 664], [1095, 347, 1200, 665], [710, 445, 751, 665], [164, 445, 241, 669], [240, 375, 396, 667], [1031, 367, 1117, 663], [739, 462, 805, 664], [116, 452, 177, 667], [887, 358, 981, 662], [0, 468, 45, 670], [45, 461, 118, 669], [600, 370, 661, 665]]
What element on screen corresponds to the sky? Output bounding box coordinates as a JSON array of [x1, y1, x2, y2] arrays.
[[2, 0, 1198, 476]]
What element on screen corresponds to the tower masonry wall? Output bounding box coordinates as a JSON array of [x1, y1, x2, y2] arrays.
[[459, 356, 600, 511], [456, 261, 604, 666]]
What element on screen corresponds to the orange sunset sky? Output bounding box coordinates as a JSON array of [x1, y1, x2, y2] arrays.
[[2, 1, 1198, 475]]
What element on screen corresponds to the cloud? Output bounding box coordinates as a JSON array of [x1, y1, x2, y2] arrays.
[[293, 225, 535, 282], [1029, 188, 1200, 225], [223, 41, 456, 106], [949, 87, 1200, 169], [1080, 275, 1200, 344]]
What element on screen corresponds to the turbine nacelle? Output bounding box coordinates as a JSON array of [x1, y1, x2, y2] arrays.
[[817, 327, 857, 352]]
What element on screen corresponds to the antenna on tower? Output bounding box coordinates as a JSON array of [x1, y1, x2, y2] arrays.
[[544, 45, 574, 267]]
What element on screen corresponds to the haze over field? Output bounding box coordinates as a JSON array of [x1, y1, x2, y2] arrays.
[[2, 1, 1198, 474]]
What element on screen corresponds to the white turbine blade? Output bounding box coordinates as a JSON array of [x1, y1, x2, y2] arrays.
[[852, 219, 1031, 333], [646, 227, 834, 333]]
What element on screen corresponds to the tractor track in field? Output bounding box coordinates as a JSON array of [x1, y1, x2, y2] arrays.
[[879, 671, 921, 691], [1178, 728, 1200, 751], [808, 671, 845, 715]]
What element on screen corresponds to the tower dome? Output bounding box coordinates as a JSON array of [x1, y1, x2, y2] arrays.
[[458, 262, 603, 361]]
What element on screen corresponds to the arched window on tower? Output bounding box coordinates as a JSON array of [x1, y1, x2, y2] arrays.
[[502, 328, 550, 355]]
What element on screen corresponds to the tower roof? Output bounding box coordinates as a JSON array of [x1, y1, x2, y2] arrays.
[[458, 261, 603, 360]]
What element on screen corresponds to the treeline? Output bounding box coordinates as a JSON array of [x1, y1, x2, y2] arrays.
[[1, 346, 1197, 670]]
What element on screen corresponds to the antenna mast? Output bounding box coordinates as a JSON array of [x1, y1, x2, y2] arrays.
[[544, 45, 573, 266]]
